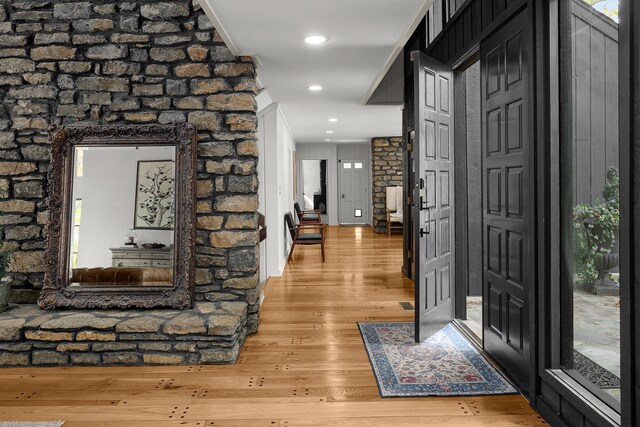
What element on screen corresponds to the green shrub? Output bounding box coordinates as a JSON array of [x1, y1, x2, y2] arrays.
[[572, 166, 620, 283]]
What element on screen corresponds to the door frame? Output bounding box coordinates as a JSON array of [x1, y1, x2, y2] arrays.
[[452, 49, 482, 325]]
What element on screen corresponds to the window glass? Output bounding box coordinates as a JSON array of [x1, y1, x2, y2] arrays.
[[354, 163, 363, 169], [562, 0, 621, 406], [343, 163, 352, 169]]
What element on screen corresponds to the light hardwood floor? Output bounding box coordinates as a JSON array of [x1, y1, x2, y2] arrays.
[[0, 226, 546, 426]]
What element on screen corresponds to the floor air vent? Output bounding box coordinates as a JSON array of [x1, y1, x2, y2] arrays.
[[399, 302, 414, 311]]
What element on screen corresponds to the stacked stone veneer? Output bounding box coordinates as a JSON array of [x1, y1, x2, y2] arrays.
[[0, 0, 263, 333], [0, 302, 247, 366], [372, 137, 403, 234]]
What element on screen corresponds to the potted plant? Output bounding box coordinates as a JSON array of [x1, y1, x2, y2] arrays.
[[573, 166, 620, 295], [0, 241, 12, 312], [0, 186, 11, 311]]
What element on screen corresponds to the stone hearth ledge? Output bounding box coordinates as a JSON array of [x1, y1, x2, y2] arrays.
[[0, 302, 248, 366]]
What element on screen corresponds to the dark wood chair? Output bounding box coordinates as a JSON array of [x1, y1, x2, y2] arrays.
[[285, 212, 326, 262], [294, 202, 321, 223]]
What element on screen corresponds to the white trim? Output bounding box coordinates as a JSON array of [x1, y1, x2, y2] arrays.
[[257, 103, 278, 118], [256, 89, 274, 113], [278, 108, 296, 146], [197, 0, 241, 56], [258, 102, 296, 148], [362, 0, 434, 104]]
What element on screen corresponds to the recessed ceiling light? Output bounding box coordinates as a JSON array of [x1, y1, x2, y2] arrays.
[[328, 118, 338, 122], [326, 130, 333, 134], [304, 35, 327, 45], [325, 138, 331, 142], [308, 85, 323, 91]]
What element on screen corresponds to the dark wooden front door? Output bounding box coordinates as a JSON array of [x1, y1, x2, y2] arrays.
[[412, 52, 455, 342], [480, 11, 532, 392]]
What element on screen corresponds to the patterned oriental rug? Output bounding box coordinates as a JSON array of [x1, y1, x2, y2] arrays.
[[0, 423, 64, 427], [358, 322, 517, 397]]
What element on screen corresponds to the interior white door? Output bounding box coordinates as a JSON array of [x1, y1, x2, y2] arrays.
[[339, 160, 368, 225]]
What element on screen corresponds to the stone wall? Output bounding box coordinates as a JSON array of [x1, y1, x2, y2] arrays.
[[0, 301, 247, 366], [0, 0, 261, 330], [371, 137, 403, 234]]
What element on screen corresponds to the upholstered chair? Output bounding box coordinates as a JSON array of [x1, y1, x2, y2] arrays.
[[385, 186, 403, 236]]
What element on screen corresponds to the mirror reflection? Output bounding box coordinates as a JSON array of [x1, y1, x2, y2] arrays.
[[68, 146, 176, 288], [302, 159, 327, 214]]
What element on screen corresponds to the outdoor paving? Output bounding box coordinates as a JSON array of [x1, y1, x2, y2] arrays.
[[464, 291, 621, 400]]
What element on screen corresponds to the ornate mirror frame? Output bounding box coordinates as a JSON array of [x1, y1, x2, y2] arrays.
[[38, 124, 197, 310]]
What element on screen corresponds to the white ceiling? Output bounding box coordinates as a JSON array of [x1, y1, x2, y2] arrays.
[[201, 0, 430, 143]]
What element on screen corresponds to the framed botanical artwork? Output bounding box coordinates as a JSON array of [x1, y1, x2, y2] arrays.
[[134, 160, 175, 230]]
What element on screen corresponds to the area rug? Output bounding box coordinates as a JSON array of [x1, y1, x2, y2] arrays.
[[573, 350, 620, 389], [0, 423, 63, 426], [358, 322, 517, 397]]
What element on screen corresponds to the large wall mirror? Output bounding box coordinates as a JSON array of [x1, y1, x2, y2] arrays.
[[38, 125, 197, 310], [302, 159, 328, 214]]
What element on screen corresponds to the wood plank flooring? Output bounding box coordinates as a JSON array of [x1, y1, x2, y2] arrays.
[[0, 226, 546, 426]]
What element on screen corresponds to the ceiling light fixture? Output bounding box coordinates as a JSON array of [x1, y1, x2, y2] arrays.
[[326, 130, 333, 134], [328, 118, 338, 122], [308, 85, 323, 91], [304, 35, 327, 45], [325, 139, 331, 142]]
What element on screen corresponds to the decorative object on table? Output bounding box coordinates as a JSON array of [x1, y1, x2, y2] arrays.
[[123, 228, 139, 247], [358, 322, 517, 397], [142, 243, 166, 249], [573, 166, 620, 295], [134, 160, 175, 230]]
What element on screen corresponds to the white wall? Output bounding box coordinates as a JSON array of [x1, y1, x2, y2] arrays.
[[257, 100, 297, 278], [73, 146, 176, 268]]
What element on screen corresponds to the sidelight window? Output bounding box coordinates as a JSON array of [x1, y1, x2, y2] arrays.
[[560, 0, 621, 408]]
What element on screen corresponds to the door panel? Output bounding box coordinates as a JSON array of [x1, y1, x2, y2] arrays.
[[412, 52, 455, 342], [481, 11, 532, 393], [339, 160, 368, 225]]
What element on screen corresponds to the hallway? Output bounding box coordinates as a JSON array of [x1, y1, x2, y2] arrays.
[[0, 227, 544, 426]]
